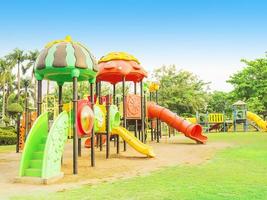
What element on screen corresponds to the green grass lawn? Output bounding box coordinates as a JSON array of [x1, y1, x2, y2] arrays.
[[12, 132, 267, 200]]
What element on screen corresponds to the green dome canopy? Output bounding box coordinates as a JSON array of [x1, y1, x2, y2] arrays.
[[35, 36, 98, 84]]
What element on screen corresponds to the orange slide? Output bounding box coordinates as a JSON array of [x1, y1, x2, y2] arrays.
[[147, 102, 207, 144]]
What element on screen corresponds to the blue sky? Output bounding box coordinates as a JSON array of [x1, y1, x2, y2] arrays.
[[0, 0, 267, 91]]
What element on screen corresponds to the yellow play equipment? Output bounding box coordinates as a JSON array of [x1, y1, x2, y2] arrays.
[[148, 82, 160, 92], [111, 126, 155, 157], [62, 101, 108, 137], [100, 104, 155, 157], [208, 113, 224, 123], [63, 100, 155, 157], [247, 111, 267, 131], [186, 117, 197, 124]]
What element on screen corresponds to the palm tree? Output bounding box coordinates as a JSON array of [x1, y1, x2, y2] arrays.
[[26, 50, 39, 107], [6, 48, 27, 101], [0, 58, 13, 123], [6, 74, 15, 97]]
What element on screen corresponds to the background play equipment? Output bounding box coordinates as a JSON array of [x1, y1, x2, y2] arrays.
[[147, 102, 207, 144], [19, 112, 69, 181], [148, 82, 161, 142], [232, 100, 248, 132], [247, 111, 267, 131], [196, 112, 228, 132], [186, 117, 197, 124], [194, 100, 266, 133]]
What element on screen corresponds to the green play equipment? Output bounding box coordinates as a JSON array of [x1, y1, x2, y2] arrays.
[[18, 36, 98, 182], [34, 35, 97, 84], [196, 112, 227, 132], [232, 100, 248, 132], [19, 111, 69, 180]]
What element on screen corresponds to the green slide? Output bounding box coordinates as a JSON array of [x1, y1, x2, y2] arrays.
[[19, 111, 69, 179]]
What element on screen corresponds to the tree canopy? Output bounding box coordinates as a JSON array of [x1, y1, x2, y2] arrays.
[[151, 65, 209, 115], [227, 55, 267, 113], [206, 91, 233, 115]]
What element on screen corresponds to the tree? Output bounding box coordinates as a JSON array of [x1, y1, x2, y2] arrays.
[[5, 92, 24, 125], [246, 97, 265, 114], [26, 50, 39, 107], [21, 78, 34, 106], [7, 103, 23, 117], [6, 48, 27, 101], [227, 55, 267, 113], [207, 91, 232, 115], [21, 61, 35, 105], [0, 58, 14, 123], [151, 65, 210, 115]]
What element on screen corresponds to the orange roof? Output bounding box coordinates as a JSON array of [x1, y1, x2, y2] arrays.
[[97, 52, 147, 84]]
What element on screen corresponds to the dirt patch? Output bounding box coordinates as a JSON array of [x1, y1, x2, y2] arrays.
[[0, 135, 232, 199]]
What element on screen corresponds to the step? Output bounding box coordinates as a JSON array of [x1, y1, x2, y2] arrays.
[[29, 159, 43, 169], [24, 168, 41, 177], [38, 144, 46, 151], [32, 151, 44, 159]]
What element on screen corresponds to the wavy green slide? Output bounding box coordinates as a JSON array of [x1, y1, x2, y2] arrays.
[[19, 111, 69, 179]]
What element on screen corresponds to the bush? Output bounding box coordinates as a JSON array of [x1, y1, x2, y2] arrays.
[[0, 128, 17, 145], [0, 126, 16, 132], [7, 103, 23, 114], [3, 116, 10, 124]]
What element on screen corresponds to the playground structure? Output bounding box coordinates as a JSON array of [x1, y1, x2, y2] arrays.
[[194, 100, 267, 132], [17, 36, 207, 184], [147, 103, 207, 143], [18, 111, 37, 151], [19, 36, 99, 182], [18, 95, 58, 151]]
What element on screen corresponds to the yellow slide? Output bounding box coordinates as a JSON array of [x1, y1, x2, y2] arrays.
[[111, 126, 155, 157], [247, 111, 267, 131]]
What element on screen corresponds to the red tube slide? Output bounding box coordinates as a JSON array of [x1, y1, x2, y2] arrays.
[[147, 102, 207, 144]]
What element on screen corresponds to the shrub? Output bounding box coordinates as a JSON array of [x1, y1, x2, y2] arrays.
[[0, 126, 16, 132], [3, 116, 10, 124], [0, 128, 17, 145], [7, 103, 23, 115]]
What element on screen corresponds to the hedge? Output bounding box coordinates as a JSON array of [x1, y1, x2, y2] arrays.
[[0, 126, 16, 132], [0, 128, 17, 145]]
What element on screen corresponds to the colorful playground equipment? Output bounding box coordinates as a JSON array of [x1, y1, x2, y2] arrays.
[[19, 36, 99, 181], [232, 100, 248, 132], [195, 100, 267, 132], [247, 111, 267, 131], [196, 112, 228, 132], [18, 36, 207, 183], [147, 102, 207, 144], [18, 95, 59, 152], [19, 111, 37, 150], [19, 112, 69, 180], [94, 51, 155, 155]]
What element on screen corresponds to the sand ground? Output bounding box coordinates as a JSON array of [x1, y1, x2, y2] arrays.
[[0, 135, 232, 199]]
